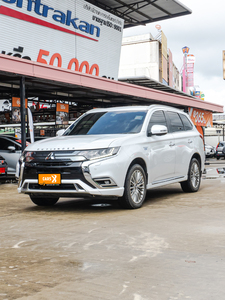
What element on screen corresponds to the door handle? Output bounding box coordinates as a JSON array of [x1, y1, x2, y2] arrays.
[[188, 139, 193, 144], [169, 142, 175, 147]]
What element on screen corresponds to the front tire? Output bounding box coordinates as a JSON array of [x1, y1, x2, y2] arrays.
[[119, 164, 147, 209], [30, 195, 59, 206], [180, 158, 201, 193]]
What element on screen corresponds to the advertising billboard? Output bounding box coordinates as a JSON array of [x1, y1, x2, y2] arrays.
[[188, 107, 213, 127], [56, 103, 69, 125], [161, 31, 168, 84], [186, 54, 195, 87], [0, 0, 124, 80], [12, 97, 28, 123], [168, 49, 173, 87]]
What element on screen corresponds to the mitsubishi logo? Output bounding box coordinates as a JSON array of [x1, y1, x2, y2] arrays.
[[45, 152, 55, 160]]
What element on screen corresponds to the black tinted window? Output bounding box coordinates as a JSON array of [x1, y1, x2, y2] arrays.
[[166, 112, 184, 132], [219, 142, 225, 147], [0, 137, 19, 150], [147, 110, 167, 133], [180, 114, 193, 131]]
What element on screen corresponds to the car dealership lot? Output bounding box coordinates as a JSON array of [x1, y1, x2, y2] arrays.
[[1, 159, 225, 300]]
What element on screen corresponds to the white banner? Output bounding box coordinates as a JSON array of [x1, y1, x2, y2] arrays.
[[27, 107, 34, 143], [0, 0, 124, 80]]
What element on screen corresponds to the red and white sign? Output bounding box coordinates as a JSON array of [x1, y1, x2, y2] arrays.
[[186, 54, 195, 87], [0, 0, 124, 80], [187, 54, 195, 63]]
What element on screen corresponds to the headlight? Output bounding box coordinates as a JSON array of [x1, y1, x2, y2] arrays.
[[19, 152, 25, 163], [20, 151, 34, 163], [76, 147, 120, 160]]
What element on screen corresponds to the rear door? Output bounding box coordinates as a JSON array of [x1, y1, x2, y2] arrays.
[[165, 111, 194, 178]]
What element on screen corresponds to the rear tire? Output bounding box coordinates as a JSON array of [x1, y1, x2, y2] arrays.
[[180, 158, 201, 193], [118, 164, 147, 209], [30, 195, 59, 206]]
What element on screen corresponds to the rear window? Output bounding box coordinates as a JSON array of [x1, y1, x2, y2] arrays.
[[179, 114, 193, 131], [219, 142, 225, 147], [166, 111, 184, 132]]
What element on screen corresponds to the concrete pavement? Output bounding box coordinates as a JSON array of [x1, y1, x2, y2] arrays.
[[0, 158, 225, 300]]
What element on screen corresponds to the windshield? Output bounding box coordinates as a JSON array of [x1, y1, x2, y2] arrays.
[[64, 111, 147, 135]]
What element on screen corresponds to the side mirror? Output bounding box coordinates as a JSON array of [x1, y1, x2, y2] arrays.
[[149, 125, 168, 136], [8, 145, 16, 152], [56, 129, 65, 136]]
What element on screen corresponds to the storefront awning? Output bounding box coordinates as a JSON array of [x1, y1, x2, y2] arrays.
[[0, 54, 223, 113], [86, 0, 192, 28]]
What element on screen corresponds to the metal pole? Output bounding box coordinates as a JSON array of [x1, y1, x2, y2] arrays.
[[185, 53, 187, 93], [20, 77, 26, 152]]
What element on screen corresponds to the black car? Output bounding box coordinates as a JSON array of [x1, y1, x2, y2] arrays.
[[0, 155, 8, 181]]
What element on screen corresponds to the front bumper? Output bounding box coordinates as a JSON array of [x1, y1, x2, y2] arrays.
[[18, 158, 124, 198]]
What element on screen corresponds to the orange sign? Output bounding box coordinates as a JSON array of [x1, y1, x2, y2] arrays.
[[188, 108, 213, 127], [38, 174, 61, 185], [40, 130, 45, 136], [12, 97, 28, 108], [56, 103, 69, 113]]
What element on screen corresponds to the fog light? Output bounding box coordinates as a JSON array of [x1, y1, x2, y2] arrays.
[[93, 178, 117, 188]]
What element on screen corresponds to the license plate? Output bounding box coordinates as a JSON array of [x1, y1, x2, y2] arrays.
[[38, 174, 61, 185]]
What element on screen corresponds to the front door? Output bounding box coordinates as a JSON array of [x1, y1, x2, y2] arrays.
[[147, 110, 176, 185]]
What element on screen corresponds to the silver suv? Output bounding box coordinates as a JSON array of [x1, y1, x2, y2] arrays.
[[17, 105, 205, 209], [215, 141, 225, 160]]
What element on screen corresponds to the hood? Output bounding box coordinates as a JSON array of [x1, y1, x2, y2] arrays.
[[25, 134, 135, 151]]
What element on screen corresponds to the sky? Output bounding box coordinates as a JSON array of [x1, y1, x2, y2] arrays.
[[123, 0, 225, 112]]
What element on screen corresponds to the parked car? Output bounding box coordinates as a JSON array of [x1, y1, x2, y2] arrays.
[[17, 105, 205, 209], [205, 143, 216, 158], [0, 135, 29, 176], [215, 141, 225, 160], [0, 155, 8, 181]]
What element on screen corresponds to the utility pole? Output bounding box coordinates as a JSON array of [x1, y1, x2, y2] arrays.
[[20, 76, 26, 152]]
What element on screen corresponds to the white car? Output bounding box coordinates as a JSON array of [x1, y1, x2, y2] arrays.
[[17, 105, 205, 209], [0, 135, 23, 176], [204, 143, 215, 158]]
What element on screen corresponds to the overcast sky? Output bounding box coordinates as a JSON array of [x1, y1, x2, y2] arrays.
[[123, 0, 225, 112]]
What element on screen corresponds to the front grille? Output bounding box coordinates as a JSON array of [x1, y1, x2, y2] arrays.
[[35, 162, 71, 167], [25, 150, 76, 165], [23, 162, 96, 189]]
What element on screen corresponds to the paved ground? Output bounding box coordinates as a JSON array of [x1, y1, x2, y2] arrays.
[[0, 158, 225, 300]]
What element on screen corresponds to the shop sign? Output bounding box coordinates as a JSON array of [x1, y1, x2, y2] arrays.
[[182, 46, 190, 54], [188, 107, 213, 127], [12, 97, 27, 123], [0, 0, 124, 79], [56, 103, 69, 125]]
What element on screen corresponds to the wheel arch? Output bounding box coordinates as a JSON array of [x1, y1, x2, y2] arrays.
[[191, 153, 202, 172], [125, 158, 148, 185]]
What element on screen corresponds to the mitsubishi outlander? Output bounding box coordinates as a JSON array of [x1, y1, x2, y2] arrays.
[[17, 105, 205, 209]]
